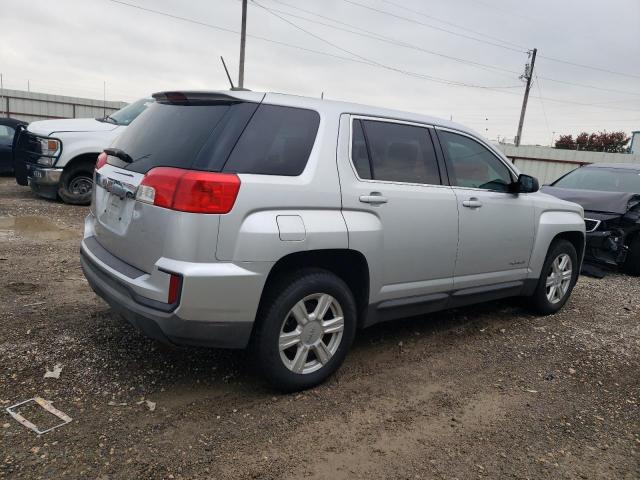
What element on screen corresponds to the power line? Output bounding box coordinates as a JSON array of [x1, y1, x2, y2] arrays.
[[104, 0, 640, 113], [268, 0, 521, 78], [256, 2, 640, 113], [350, 0, 640, 81], [537, 74, 640, 97], [271, 0, 640, 97], [342, 0, 527, 53], [250, 0, 521, 90], [537, 55, 640, 80], [379, 0, 527, 50], [103, 1, 418, 74], [107, 0, 518, 90]]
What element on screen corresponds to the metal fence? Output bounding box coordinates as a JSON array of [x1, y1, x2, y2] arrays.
[[495, 144, 640, 185], [0, 89, 127, 122]]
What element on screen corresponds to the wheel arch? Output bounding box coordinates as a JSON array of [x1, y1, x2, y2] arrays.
[[551, 230, 585, 266], [61, 152, 99, 172], [528, 210, 585, 279], [256, 249, 370, 328]]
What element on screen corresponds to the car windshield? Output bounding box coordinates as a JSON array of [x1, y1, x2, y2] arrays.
[[553, 167, 640, 193], [103, 98, 153, 126]]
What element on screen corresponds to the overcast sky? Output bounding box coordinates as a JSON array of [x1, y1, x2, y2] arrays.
[[1, 0, 639, 145]]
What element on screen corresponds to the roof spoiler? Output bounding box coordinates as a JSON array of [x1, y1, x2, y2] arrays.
[[152, 90, 253, 105]]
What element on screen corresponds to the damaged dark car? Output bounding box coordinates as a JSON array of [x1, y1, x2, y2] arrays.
[[541, 163, 640, 275]]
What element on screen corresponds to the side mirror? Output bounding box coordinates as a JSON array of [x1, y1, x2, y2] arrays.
[[513, 174, 539, 193]]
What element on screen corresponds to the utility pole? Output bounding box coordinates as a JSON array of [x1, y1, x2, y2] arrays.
[[515, 48, 537, 147], [238, 0, 247, 88]]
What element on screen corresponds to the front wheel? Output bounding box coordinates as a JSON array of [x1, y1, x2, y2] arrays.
[[529, 239, 579, 315], [58, 163, 93, 205], [252, 269, 357, 392]]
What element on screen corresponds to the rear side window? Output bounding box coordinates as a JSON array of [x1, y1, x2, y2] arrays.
[[223, 104, 320, 176], [113, 102, 231, 174], [355, 119, 441, 185]]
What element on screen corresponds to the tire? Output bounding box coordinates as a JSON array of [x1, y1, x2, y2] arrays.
[[58, 162, 94, 205], [529, 239, 579, 315], [252, 269, 357, 392], [623, 234, 640, 276]]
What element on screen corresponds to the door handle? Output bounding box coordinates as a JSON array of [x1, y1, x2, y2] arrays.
[[359, 192, 388, 205], [462, 198, 483, 208]]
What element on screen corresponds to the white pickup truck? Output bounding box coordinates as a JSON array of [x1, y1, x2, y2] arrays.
[[14, 98, 152, 204]]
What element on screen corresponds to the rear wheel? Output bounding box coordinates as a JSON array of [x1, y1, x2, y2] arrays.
[[623, 235, 640, 276], [253, 269, 357, 392], [529, 239, 578, 315], [58, 162, 94, 205]]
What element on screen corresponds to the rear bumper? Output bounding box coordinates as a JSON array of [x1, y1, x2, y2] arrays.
[[81, 252, 255, 348], [80, 235, 271, 349]]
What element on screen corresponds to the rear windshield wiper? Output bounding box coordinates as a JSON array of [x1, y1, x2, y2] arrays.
[[104, 148, 134, 163]]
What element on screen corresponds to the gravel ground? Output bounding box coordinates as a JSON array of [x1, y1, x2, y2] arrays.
[[0, 176, 639, 480]]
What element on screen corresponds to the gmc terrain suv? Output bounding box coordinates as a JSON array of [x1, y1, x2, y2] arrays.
[[81, 90, 585, 391]]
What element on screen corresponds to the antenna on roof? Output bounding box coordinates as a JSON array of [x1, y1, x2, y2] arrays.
[[321, 91, 324, 99], [220, 56, 235, 90]]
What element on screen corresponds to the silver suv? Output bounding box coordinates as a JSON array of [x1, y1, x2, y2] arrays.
[[81, 90, 585, 391]]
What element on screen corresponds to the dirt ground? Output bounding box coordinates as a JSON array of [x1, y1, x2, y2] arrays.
[[0, 175, 638, 480]]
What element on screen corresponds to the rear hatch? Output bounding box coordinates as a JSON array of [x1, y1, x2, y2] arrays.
[[91, 91, 265, 273]]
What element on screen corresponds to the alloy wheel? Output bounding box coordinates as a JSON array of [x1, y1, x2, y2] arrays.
[[545, 253, 573, 304], [279, 293, 345, 374]]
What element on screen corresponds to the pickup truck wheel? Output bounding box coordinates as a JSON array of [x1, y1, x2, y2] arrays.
[[58, 163, 93, 205], [623, 235, 640, 276], [253, 269, 357, 392], [529, 239, 578, 315]]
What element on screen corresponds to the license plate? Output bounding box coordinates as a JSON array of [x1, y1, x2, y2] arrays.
[[105, 195, 124, 222], [32, 169, 43, 178]]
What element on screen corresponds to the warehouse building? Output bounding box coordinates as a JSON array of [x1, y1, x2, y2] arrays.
[[0, 89, 126, 122]]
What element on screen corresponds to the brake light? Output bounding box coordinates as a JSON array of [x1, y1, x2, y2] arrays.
[[96, 152, 108, 170], [136, 167, 241, 214]]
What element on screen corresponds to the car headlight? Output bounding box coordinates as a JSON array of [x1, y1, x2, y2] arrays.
[[37, 137, 61, 166]]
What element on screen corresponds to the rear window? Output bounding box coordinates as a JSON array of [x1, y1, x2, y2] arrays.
[[112, 102, 232, 174], [223, 104, 320, 176], [112, 101, 319, 176]]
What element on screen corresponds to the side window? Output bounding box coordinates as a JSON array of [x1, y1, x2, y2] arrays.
[[224, 104, 320, 176], [359, 120, 440, 185], [439, 131, 513, 192], [0, 125, 15, 146], [351, 120, 372, 179]]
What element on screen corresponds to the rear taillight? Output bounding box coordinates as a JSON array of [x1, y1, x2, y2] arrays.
[[96, 152, 108, 170], [136, 167, 241, 214]]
